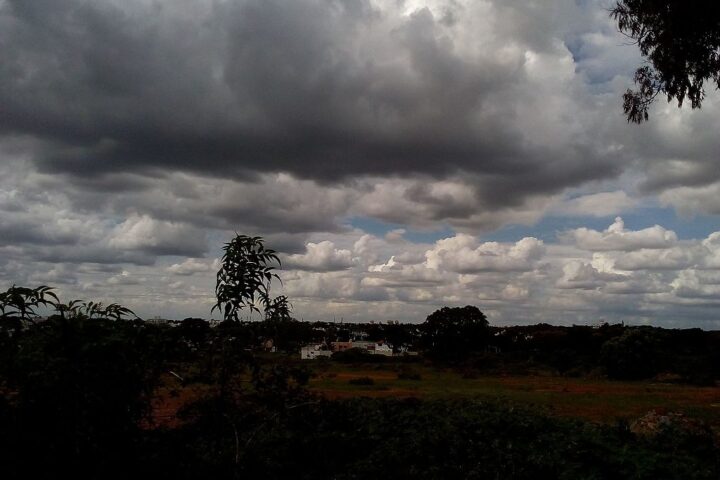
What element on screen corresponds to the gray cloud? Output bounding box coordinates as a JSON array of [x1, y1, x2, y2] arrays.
[[0, 0, 628, 210]]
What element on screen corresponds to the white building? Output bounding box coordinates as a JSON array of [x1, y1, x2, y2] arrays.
[[372, 343, 393, 356], [348, 341, 394, 356], [300, 344, 333, 360], [301, 341, 394, 358]]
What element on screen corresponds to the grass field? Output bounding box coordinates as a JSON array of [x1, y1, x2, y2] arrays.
[[148, 359, 720, 429], [307, 362, 720, 425]]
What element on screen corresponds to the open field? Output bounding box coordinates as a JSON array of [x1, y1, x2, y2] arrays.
[[306, 362, 720, 425], [147, 359, 720, 429]]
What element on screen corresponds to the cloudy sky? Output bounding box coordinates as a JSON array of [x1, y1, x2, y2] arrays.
[[2, 0, 720, 326]]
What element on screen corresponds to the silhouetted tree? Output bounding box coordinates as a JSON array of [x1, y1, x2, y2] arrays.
[[177, 317, 211, 349], [612, 1, 720, 122], [383, 321, 413, 353], [421, 306, 490, 359], [265, 294, 292, 321], [600, 327, 663, 379], [213, 235, 281, 321]]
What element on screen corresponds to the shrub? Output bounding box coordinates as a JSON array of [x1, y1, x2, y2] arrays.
[[601, 328, 663, 380], [333, 347, 374, 363]]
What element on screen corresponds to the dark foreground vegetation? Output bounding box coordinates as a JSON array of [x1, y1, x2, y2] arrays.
[[1, 293, 720, 478]]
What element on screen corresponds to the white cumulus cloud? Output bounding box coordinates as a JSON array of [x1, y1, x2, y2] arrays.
[[563, 217, 677, 251], [283, 241, 354, 272]]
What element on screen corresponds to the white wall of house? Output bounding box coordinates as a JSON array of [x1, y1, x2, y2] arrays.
[[300, 345, 332, 360], [373, 343, 393, 356]]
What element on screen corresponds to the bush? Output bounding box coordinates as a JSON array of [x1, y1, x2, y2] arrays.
[[333, 347, 382, 363], [163, 398, 720, 479], [601, 328, 663, 380]]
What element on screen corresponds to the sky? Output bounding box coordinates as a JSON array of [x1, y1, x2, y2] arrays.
[[2, 0, 720, 327]]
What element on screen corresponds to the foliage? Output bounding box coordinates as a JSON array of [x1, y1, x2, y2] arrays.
[[156, 398, 720, 479], [260, 316, 316, 353], [0, 316, 165, 478], [0, 285, 58, 321], [0, 284, 136, 323], [176, 317, 212, 350], [53, 298, 86, 319], [601, 327, 663, 380], [421, 305, 490, 359], [383, 320, 414, 353], [213, 235, 283, 321], [54, 300, 137, 321], [332, 347, 378, 363], [265, 294, 292, 320], [85, 301, 137, 320], [611, 1, 720, 122]]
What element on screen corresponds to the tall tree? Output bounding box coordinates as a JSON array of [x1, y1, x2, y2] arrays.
[[421, 305, 490, 359], [612, 1, 720, 123], [213, 234, 285, 321]]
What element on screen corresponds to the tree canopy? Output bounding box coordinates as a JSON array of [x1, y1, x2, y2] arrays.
[[612, 1, 720, 123], [421, 305, 490, 359]]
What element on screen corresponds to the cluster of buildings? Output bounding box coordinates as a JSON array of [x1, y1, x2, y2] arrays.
[[300, 340, 394, 360]]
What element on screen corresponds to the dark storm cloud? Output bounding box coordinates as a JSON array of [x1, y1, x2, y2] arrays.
[[0, 218, 81, 246], [0, 0, 624, 207], [34, 247, 156, 266]]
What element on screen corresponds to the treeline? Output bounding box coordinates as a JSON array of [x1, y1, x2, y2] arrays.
[[488, 323, 720, 384], [2, 285, 719, 384], [175, 311, 720, 386]]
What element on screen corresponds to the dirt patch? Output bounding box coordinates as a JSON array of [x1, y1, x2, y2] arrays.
[[146, 370, 720, 428], [145, 385, 208, 429]]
